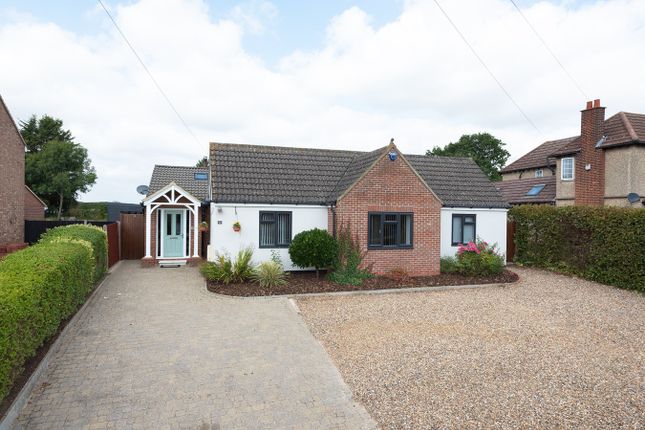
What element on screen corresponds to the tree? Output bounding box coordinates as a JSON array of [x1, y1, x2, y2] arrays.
[[426, 133, 510, 181], [196, 157, 208, 167], [19, 115, 74, 153], [25, 140, 96, 219], [20, 115, 96, 218]]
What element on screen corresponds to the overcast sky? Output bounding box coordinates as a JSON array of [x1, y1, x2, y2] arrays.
[[1, 0, 644, 203]]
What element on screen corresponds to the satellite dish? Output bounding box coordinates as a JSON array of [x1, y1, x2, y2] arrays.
[[136, 185, 149, 195], [627, 192, 640, 203]]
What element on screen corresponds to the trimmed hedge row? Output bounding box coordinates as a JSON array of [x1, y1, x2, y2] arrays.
[[40, 224, 108, 282], [509, 205, 645, 292], [0, 225, 107, 401]]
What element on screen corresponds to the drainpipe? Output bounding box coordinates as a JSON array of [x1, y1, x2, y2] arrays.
[[331, 204, 337, 238]]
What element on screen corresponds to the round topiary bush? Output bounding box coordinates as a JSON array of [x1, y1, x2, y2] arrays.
[[288, 228, 338, 277]]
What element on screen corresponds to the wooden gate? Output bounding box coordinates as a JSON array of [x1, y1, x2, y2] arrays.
[[506, 220, 516, 262], [120, 213, 145, 259]]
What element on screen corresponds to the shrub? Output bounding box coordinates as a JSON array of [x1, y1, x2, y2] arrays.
[[455, 239, 504, 276], [39, 224, 108, 281], [289, 228, 338, 277], [200, 248, 254, 284], [440, 256, 460, 273], [510, 205, 645, 291], [252, 261, 289, 288], [232, 247, 254, 283], [0, 239, 94, 401], [200, 254, 233, 283], [328, 224, 372, 286]]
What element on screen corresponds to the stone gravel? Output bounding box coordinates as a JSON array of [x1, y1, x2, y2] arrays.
[[296, 267, 645, 429]]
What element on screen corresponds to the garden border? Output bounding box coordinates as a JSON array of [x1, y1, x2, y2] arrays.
[[205, 278, 518, 301], [0, 262, 120, 430]]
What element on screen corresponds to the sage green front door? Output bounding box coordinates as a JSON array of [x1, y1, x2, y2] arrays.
[[163, 210, 184, 258]]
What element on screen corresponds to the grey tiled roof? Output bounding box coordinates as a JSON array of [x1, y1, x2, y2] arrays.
[[148, 165, 209, 201], [406, 155, 510, 208], [209, 143, 509, 208]]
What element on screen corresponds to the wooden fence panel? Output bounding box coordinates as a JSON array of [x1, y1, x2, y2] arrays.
[[506, 220, 516, 262], [105, 223, 120, 267], [120, 213, 144, 260]]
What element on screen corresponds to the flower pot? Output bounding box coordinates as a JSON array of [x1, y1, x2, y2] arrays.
[[233, 226, 241, 232]]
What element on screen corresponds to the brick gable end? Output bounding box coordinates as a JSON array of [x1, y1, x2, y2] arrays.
[[333, 152, 442, 276], [0, 99, 25, 247]]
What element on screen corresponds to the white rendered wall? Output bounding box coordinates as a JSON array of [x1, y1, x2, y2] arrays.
[[208, 203, 329, 270], [440, 208, 508, 261]]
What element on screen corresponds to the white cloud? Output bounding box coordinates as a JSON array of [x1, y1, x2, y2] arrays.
[[0, 0, 644, 202], [227, 0, 278, 35]]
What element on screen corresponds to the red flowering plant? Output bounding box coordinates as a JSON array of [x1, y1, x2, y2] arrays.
[[455, 238, 504, 276]]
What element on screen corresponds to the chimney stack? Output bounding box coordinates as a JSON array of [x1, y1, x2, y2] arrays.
[[575, 100, 606, 206]]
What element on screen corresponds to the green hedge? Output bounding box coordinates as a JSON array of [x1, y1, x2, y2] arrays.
[[509, 205, 645, 291], [0, 239, 94, 400], [40, 224, 108, 281]]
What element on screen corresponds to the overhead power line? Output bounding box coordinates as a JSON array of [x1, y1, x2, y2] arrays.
[[431, 0, 542, 135], [97, 0, 202, 150], [509, 0, 588, 100]]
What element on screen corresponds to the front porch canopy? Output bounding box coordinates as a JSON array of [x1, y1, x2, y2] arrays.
[[142, 182, 202, 259]]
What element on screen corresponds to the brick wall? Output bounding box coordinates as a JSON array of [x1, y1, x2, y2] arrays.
[[575, 100, 606, 206], [24, 187, 46, 220], [0, 97, 25, 247], [334, 151, 442, 276]]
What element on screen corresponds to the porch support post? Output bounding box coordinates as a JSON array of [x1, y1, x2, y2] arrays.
[[193, 203, 199, 257], [145, 203, 152, 258]]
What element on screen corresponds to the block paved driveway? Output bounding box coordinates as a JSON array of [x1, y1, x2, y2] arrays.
[[14, 261, 375, 430]]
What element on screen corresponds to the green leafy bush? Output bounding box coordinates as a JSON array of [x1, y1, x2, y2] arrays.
[[439, 256, 460, 273], [328, 224, 372, 286], [510, 205, 645, 291], [200, 248, 254, 284], [0, 239, 94, 401], [442, 239, 504, 276], [252, 261, 289, 288], [289, 228, 338, 277], [39, 224, 108, 281]]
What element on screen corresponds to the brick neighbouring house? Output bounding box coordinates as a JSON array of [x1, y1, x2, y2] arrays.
[[498, 100, 645, 207], [0, 95, 29, 258], [25, 186, 47, 220], [143, 141, 509, 275]]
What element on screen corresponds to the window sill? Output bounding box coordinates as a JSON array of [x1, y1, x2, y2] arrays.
[[367, 246, 414, 250]]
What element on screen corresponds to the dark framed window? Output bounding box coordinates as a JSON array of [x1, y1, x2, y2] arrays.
[[452, 214, 476, 246], [368, 212, 413, 248], [259, 211, 292, 248]]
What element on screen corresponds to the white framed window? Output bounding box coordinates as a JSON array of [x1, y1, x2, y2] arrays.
[[535, 169, 543, 178], [561, 157, 574, 180]]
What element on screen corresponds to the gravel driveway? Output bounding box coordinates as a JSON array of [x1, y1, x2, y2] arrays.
[[297, 267, 645, 429]]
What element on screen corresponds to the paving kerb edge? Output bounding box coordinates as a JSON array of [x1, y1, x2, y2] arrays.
[[0, 261, 121, 430]]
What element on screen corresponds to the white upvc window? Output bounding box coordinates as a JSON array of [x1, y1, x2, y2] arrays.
[[561, 157, 574, 180], [535, 169, 543, 178]]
